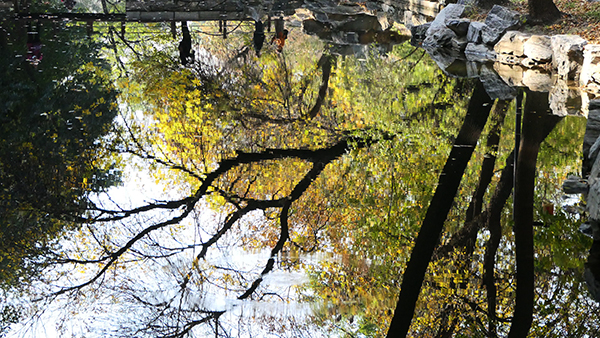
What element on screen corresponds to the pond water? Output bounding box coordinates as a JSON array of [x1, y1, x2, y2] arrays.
[[1, 1, 600, 337]]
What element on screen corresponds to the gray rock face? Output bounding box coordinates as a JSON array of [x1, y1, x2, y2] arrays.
[[494, 31, 530, 57], [523, 35, 552, 62], [467, 21, 485, 43], [446, 18, 470, 37], [424, 27, 458, 48], [426, 3, 466, 34], [410, 23, 431, 42], [482, 5, 522, 45], [331, 31, 359, 44], [423, 45, 463, 75], [585, 104, 600, 173], [464, 42, 497, 62], [480, 64, 517, 100], [551, 34, 588, 80], [466, 61, 482, 78], [338, 14, 383, 31], [591, 136, 600, 163], [424, 4, 466, 47], [563, 176, 590, 194], [451, 36, 469, 51]]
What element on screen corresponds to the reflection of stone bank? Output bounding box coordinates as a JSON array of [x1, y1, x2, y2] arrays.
[[124, 0, 445, 59], [297, 0, 441, 59], [300, 9, 411, 59]]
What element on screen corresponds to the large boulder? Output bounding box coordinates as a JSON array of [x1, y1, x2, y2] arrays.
[[581, 44, 600, 89], [424, 4, 466, 47], [494, 31, 530, 57], [338, 14, 383, 31], [523, 35, 553, 63], [423, 45, 464, 75], [423, 27, 458, 48], [467, 21, 486, 43], [426, 3, 467, 34], [551, 34, 588, 80], [481, 5, 522, 45]]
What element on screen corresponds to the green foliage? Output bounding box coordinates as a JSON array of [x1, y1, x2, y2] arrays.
[[0, 20, 121, 290]]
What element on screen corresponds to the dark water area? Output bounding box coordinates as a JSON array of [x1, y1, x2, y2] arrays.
[[1, 1, 600, 337]]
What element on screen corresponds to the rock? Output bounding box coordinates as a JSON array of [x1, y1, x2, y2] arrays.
[[466, 61, 482, 77], [467, 21, 485, 43], [464, 43, 496, 62], [521, 58, 538, 68], [481, 5, 522, 45], [338, 14, 383, 31], [581, 44, 600, 88], [404, 9, 433, 27], [410, 23, 431, 42], [588, 166, 600, 218], [591, 136, 600, 162], [496, 53, 521, 65], [423, 46, 463, 75], [303, 19, 331, 39], [549, 79, 584, 116], [424, 4, 466, 48], [377, 13, 392, 31], [313, 11, 329, 23], [523, 35, 552, 62], [480, 63, 517, 100], [580, 221, 600, 238], [331, 31, 359, 44], [563, 176, 589, 194], [426, 3, 466, 35], [424, 27, 458, 48], [451, 36, 469, 51], [446, 18, 471, 37], [403, 10, 414, 28], [584, 103, 600, 174], [494, 31, 530, 57], [494, 62, 524, 87], [522, 69, 553, 92], [551, 34, 588, 80]]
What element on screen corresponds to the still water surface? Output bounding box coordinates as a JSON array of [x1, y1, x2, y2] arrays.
[[1, 1, 599, 337]]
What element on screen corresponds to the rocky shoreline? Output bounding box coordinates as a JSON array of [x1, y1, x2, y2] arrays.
[[409, 3, 600, 116]]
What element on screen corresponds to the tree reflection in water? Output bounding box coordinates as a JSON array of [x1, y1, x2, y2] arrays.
[[1, 2, 599, 337]]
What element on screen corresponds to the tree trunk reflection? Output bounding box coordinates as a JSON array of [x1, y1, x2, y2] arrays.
[[387, 80, 494, 337]]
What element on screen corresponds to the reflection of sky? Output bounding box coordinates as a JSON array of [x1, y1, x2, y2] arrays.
[[7, 138, 341, 338]]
